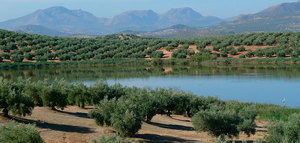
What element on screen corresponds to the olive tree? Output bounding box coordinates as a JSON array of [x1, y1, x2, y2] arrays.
[[0, 78, 34, 117], [192, 105, 257, 138], [110, 98, 143, 137], [40, 79, 68, 110], [68, 83, 90, 108]]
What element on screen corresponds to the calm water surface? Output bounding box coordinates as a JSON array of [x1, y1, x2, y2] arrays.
[[1, 65, 300, 107]]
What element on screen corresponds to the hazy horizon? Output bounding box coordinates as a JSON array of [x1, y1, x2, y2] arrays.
[[0, 0, 297, 22]]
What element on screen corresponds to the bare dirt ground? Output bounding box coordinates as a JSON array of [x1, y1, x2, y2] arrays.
[[0, 106, 268, 143], [157, 47, 176, 59], [189, 45, 199, 53]]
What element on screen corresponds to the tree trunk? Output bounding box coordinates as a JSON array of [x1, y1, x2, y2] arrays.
[[51, 106, 56, 110], [81, 102, 85, 109], [167, 110, 171, 116], [2, 108, 9, 117]]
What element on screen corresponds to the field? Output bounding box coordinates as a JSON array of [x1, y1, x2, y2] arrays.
[[0, 30, 299, 66], [0, 106, 268, 143]]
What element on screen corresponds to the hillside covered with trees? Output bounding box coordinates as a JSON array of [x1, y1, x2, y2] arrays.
[[0, 30, 299, 64]]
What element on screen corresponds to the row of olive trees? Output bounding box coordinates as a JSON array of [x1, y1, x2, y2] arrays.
[[0, 29, 299, 63], [0, 78, 297, 142], [0, 78, 124, 117], [88, 87, 258, 138]]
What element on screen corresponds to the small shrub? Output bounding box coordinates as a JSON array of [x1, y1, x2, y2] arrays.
[[255, 49, 264, 57], [0, 121, 44, 143], [265, 50, 274, 58], [92, 135, 132, 143], [245, 50, 254, 58], [265, 114, 300, 143], [239, 54, 246, 58], [11, 55, 24, 63], [150, 51, 164, 58], [291, 52, 299, 58], [229, 49, 237, 55], [237, 46, 245, 52], [1, 53, 10, 60], [25, 53, 35, 61], [36, 56, 47, 62], [276, 50, 286, 58], [220, 52, 228, 57]]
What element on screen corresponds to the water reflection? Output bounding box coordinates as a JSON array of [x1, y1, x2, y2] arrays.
[[1, 65, 300, 107]]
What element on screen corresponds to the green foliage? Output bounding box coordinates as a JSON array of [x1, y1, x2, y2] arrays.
[[220, 51, 228, 57], [0, 78, 34, 117], [1, 53, 10, 60], [191, 52, 216, 63], [11, 55, 24, 63], [245, 50, 255, 58], [92, 135, 132, 143], [89, 98, 117, 126], [0, 30, 299, 67], [124, 88, 159, 122], [151, 58, 163, 66], [40, 79, 68, 110], [89, 97, 142, 137], [88, 109, 105, 126], [0, 121, 43, 143], [265, 114, 300, 143], [88, 83, 124, 105], [68, 83, 90, 108], [229, 49, 238, 55], [237, 46, 245, 52], [239, 54, 246, 58], [110, 103, 142, 137], [150, 51, 164, 58], [192, 105, 257, 138], [25, 53, 35, 61], [255, 49, 264, 57]]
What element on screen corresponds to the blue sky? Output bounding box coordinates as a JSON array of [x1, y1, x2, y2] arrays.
[[0, 0, 297, 21]]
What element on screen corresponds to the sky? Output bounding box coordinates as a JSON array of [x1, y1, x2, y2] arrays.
[[0, 0, 297, 22]]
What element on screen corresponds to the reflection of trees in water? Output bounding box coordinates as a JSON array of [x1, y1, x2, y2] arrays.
[[0, 64, 300, 81]]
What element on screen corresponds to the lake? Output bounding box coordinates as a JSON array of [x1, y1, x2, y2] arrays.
[[1, 64, 300, 107]]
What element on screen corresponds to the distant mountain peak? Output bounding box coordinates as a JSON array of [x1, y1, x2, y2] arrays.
[[235, 2, 300, 21], [163, 7, 203, 18], [117, 10, 158, 18], [40, 6, 70, 14]]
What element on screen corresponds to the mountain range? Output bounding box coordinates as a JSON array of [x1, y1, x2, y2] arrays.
[[0, 1, 299, 38], [0, 6, 222, 36], [128, 2, 300, 38]]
